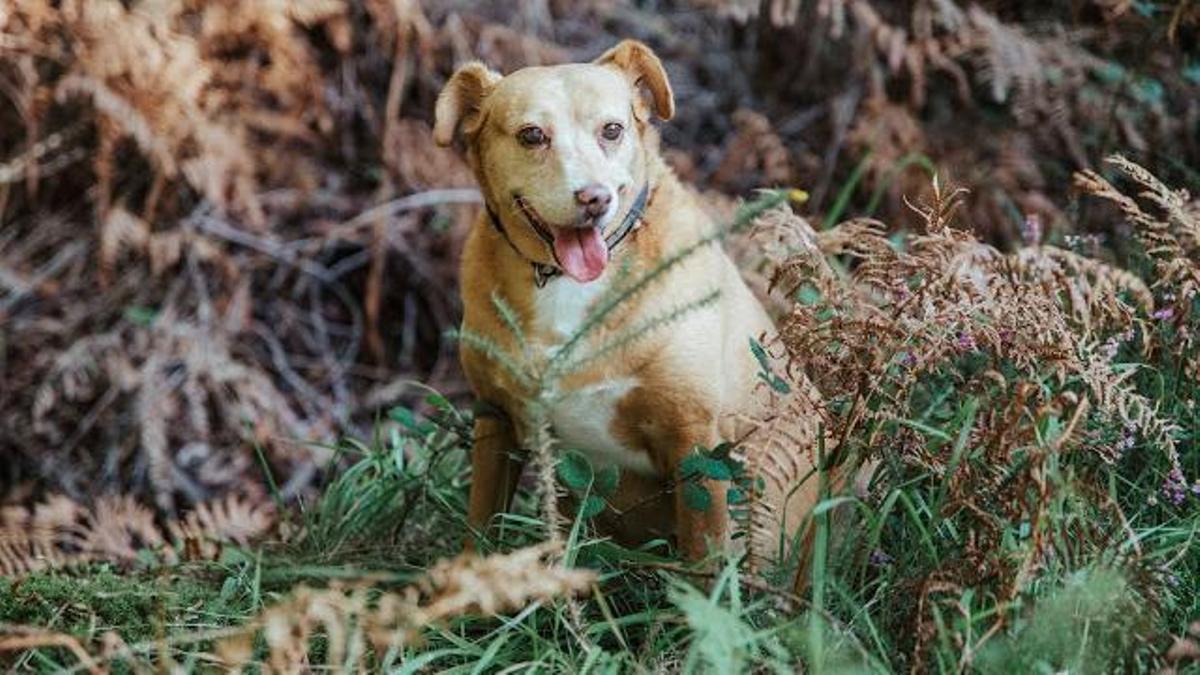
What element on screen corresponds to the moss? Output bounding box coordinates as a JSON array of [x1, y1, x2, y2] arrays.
[[976, 568, 1149, 675], [0, 567, 248, 642]]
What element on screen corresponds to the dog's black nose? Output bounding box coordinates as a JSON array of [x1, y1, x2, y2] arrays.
[[574, 184, 613, 218]]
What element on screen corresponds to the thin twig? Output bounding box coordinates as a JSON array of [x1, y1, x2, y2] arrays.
[[322, 188, 483, 243], [0, 240, 87, 312]]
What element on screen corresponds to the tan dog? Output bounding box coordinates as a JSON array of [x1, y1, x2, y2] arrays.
[[434, 41, 821, 572]]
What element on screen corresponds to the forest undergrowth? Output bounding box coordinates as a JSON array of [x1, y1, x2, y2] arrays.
[[1, 0, 1198, 672]]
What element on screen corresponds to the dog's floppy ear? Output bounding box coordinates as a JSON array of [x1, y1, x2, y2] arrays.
[[595, 40, 675, 121], [433, 62, 502, 146]]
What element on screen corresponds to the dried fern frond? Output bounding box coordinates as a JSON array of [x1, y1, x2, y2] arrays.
[[1075, 155, 1200, 389], [0, 528, 85, 578], [30, 311, 330, 510], [1010, 245, 1151, 333], [0, 493, 278, 577], [711, 109, 795, 193], [166, 493, 277, 563], [77, 495, 166, 564], [4, 0, 350, 226], [1075, 156, 1200, 307], [414, 541, 595, 617], [751, 167, 1190, 652], [736, 344, 829, 578], [213, 542, 595, 672], [1, 541, 595, 671]]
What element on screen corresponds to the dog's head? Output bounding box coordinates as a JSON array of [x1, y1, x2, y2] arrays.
[[434, 40, 674, 283]]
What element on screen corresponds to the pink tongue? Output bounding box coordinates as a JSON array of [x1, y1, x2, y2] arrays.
[[552, 227, 609, 282]]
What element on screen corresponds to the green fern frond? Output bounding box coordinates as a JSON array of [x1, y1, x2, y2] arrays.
[[558, 289, 722, 377], [450, 327, 535, 390], [490, 290, 528, 355]]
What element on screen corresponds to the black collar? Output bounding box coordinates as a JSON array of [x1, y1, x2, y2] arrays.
[[485, 183, 652, 288]]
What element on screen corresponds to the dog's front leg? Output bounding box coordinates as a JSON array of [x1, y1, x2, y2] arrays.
[[670, 423, 730, 565], [674, 476, 730, 563], [464, 412, 524, 552]]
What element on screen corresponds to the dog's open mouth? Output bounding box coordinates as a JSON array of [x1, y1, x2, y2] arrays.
[[515, 197, 609, 283]]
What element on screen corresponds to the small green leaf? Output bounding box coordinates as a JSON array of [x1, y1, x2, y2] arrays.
[[721, 456, 744, 476], [680, 454, 732, 481], [594, 465, 620, 497], [727, 487, 746, 505], [388, 406, 434, 435], [683, 481, 712, 512], [758, 372, 792, 394], [797, 283, 822, 306], [390, 429, 406, 473], [424, 393, 452, 411], [1132, 0, 1158, 18], [557, 451, 594, 491], [1042, 415, 1064, 445], [679, 454, 705, 478], [749, 337, 771, 372], [709, 442, 735, 460], [702, 457, 733, 481], [1133, 77, 1164, 106], [123, 305, 158, 326], [770, 375, 791, 394], [1096, 61, 1126, 84], [219, 575, 242, 601], [1185, 64, 1200, 86], [579, 495, 606, 519], [388, 407, 419, 430]]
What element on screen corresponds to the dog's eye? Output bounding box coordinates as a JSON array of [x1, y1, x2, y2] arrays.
[[517, 126, 548, 147], [601, 122, 624, 142]]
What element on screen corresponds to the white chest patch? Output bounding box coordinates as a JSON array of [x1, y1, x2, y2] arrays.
[[530, 276, 655, 476], [533, 275, 606, 340], [545, 377, 656, 475]]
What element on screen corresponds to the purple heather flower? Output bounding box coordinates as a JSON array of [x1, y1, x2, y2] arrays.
[[955, 332, 976, 352], [1158, 564, 1182, 588], [869, 549, 894, 566], [1162, 467, 1188, 506], [1021, 214, 1043, 246], [1116, 430, 1136, 455], [1165, 487, 1186, 507], [901, 352, 918, 368], [1152, 307, 1175, 321]]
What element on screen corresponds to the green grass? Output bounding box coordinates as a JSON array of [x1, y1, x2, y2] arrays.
[[3, 373, 1196, 672]]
